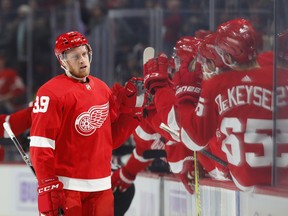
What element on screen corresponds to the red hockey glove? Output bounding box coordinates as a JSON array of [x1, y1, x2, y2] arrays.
[[143, 52, 170, 94], [37, 177, 66, 216], [123, 77, 145, 117], [111, 77, 145, 118], [111, 167, 136, 192], [172, 69, 202, 105]]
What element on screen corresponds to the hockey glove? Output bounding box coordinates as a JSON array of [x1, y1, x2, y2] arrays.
[[37, 177, 66, 216], [172, 69, 202, 105], [111, 168, 136, 192], [111, 77, 145, 118], [143, 52, 171, 94], [123, 77, 145, 117]]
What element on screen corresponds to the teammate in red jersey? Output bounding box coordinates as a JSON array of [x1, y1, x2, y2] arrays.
[[143, 18, 281, 192], [112, 36, 225, 197], [112, 36, 202, 195], [29, 31, 143, 216]]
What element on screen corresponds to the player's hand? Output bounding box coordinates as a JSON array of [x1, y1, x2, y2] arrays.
[[111, 168, 135, 192], [37, 177, 66, 216], [123, 77, 145, 116], [172, 69, 202, 105], [143, 52, 170, 94], [111, 77, 145, 118]]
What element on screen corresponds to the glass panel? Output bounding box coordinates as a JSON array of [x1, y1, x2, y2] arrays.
[[275, 0, 288, 190]]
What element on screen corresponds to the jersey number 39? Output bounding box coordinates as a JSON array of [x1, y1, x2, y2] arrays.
[[33, 96, 50, 113]]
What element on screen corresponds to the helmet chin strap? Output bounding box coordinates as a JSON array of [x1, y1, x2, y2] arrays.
[[60, 60, 87, 82]]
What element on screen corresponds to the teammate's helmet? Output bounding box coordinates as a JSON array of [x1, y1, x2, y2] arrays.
[[54, 31, 92, 61], [194, 29, 213, 39], [198, 33, 228, 79], [173, 36, 203, 71], [215, 18, 257, 64], [198, 33, 226, 68]]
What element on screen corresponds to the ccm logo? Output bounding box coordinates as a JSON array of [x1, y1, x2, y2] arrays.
[[38, 183, 60, 193]]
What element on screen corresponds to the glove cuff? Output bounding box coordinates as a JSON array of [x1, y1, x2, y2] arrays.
[[120, 169, 135, 184], [175, 85, 201, 104], [39, 177, 59, 185]]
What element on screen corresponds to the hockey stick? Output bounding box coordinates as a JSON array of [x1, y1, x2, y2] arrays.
[[3, 122, 35, 174], [159, 123, 228, 167], [3, 122, 64, 216], [143, 47, 155, 65], [194, 151, 202, 216]]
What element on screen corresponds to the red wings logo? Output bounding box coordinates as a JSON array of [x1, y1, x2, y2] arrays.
[[75, 102, 109, 136]]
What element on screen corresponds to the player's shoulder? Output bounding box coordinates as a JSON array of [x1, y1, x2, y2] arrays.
[[203, 66, 272, 85], [37, 74, 74, 97], [89, 75, 110, 89]]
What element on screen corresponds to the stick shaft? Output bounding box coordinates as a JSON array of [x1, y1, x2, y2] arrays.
[[194, 151, 202, 216], [3, 122, 35, 174]]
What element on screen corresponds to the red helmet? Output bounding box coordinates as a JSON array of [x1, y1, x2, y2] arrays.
[[173, 36, 203, 71], [54, 31, 92, 59], [195, 29, 213, 39], [215, 18, 257, 64], [173, 36, 202, 60], [198, 33, 226, 69]]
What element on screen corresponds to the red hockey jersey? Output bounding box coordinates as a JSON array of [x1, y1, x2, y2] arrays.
[[155, 65, 283, 191], [30, 74, 137, 192]]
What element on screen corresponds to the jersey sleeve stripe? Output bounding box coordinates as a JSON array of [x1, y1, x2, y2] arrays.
[[180, 128, 207, 151], [135, 125, 161, 141], [30, 136, 56, 149], [3, 115, 11, 138]]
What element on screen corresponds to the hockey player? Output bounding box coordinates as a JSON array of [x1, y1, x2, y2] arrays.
[[0, 77, 147, 215], [143, 18, 279, 192], [29, 31, 144, 216], [112, 36, 221, 197]]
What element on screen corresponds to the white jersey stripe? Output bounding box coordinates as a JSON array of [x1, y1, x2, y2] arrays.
[[30, 136, 56, 149], [135, 125, 161, 141], [58, 175, 111, 192]]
